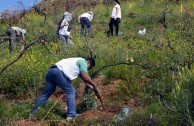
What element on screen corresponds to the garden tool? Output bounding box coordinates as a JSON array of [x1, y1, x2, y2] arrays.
[[83, 86, 107, 112], [95, 92, 107, 112]]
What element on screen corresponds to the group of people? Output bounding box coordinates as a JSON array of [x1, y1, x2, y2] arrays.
[[4, 0, 121, 120], [30, 0, 121, 119], [57, 10, 94, 47], [5, 0, 121, 53], [57, 0, 121, 46]]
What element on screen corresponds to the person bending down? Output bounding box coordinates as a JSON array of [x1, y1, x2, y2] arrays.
[[78, 11, 93, 36], [30, 57, 100, 119], [6, 27, 26, 53]]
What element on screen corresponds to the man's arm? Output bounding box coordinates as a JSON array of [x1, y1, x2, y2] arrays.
[[22, 36, 26, 47], [77, 15, 81, 23], [79, 71, 97, 88], [60, 21, 68, 28], [79, 71, 100, 93]]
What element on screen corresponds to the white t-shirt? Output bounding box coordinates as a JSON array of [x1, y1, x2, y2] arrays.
[[55, 57, 87, 80], [58, 19, 70, 36], [81, 12, 93, 21], [111, 4, 121, 19], [11, 27, 26, 36]]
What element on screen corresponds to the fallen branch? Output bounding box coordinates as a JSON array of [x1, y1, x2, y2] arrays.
[[91, 62, 151, 78], [0, 33, 48, 75], [158, 93, 179, 113], [39, 35, 51, 53]]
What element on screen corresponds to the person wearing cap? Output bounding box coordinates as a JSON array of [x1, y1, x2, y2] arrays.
[[6, 26, 26, 53], [30, 57, 100, 119], [57, 12, 74, 47], [78, 11, 93, 36], [109, 0, 121, 36]]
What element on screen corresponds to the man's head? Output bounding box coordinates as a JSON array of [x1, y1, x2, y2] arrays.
[[114, 0, 120, 5], [87, 11, 93, 16], [86, 57, 95, 70]]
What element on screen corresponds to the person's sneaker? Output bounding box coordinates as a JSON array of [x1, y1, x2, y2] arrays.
[[63, 114, 81, 119], [29, 113, 34, 120], [74, 114, 81, 118], [66, 117, 73, 120]]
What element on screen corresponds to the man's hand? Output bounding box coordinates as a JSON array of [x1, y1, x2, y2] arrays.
[[69, 36, 73, 39], [93, 86, 101, 99], [93, 86, 99, 94], [77, 16, 81, 23]]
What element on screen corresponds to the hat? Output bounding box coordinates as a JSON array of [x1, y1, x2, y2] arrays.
[[86, 57, 95, 67], [64, 12, 69, 16], [64, 12, 72, 22], [87, 11, 93, 16]]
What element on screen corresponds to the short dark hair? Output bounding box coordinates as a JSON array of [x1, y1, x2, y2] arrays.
[[86, 57, 95, 67], [114, 0, 120, 5]]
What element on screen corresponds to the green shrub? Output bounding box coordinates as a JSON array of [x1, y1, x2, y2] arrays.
[[0, 99, 5, 116], [32, 99, 63, 121], [77, 94, 98, 113], [0, 1, 194, 125]]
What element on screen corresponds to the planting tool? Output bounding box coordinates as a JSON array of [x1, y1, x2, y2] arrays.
[[83, 86, 107, 112], [95, 93, 107, 112]]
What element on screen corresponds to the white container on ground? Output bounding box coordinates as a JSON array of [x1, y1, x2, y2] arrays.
[[117, 107, 131, 121]]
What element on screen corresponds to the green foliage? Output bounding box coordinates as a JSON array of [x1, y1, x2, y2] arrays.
[[105, 65, 142, 99], [5, 102, 30, 119], [0, 0, 194, 125], [169, 67, 194, 125], [77, 94, 97, 113], [32, 99, 63, 121], [0, 47, 52, 97], [0, 99, 6, 125], [0, 100, 31, 125]]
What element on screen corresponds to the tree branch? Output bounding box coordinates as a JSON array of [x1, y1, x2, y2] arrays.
[[0, 33, 48, 75], [91, 62, 151, 78], [158, 93, 179, 113]]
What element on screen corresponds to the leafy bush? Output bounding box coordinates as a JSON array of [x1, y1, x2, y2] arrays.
[[77, 94, 97, 113], [0, 0, 194, 125], [0, 99, 7, 125], [32, 99, 63, 121]]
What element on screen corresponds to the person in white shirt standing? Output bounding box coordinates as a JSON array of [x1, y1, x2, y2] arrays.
[[78, 11, 93, 36], [6, 27, 26, 53], [109, 0, 121, 36], [57, 12, 74, 47]]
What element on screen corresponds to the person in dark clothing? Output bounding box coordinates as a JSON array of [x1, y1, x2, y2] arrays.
[[78, 11, 93, 36], [109, 0, 121, 36], [6, 27, 26, 53]]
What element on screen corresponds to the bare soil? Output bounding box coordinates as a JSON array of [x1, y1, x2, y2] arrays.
[[14, 76, 142, 126]]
